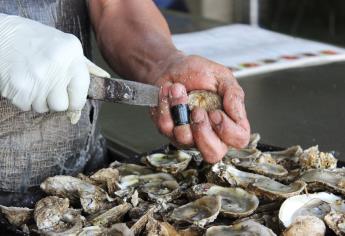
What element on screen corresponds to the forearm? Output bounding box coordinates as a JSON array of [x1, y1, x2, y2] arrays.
[[89, 0, 181, 84]]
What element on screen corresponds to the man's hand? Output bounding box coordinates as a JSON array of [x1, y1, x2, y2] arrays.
[[0, 14, 109, 114], [151, 53, 250, 163]]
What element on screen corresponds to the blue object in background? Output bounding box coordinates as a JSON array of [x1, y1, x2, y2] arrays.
[[154, 0, 174, 8]]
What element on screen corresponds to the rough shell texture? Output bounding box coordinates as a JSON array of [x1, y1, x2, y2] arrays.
[[279, 192, 340, 227], [146, 151, 192, 174], [299, 146, 337, 170], [90, 168, 119, 194], [170, 195, 221, 227], [247, 133, 261, 149], [140, 180, 181, 203], [90, 203, 131, 227], [188, 90, 222, 111], [40, 176, 113, 214], [0, 206, 33, 227], [282, 216, 326, 236], [301, 169, 345, 195], [111, 162, 154, 176], [189, 184, 259, 217], [324, 212, 345, 236], [267, 146, 303, 170], [205, 220, 277, 236]]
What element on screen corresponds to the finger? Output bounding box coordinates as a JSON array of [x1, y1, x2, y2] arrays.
[[155, 82, 174, 138], [209, 109, 250, 148], [32, 94, 49, 113], [47, 83, 69, 111], [84, 57, 111, 78], [191, 108, 228, 163], [169, 83, 193, 146], [67, 57, 90, 111]]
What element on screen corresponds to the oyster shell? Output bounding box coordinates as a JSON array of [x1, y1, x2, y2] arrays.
[[40, 176, 114, 214], [146, 151, 192, 174], [299, 145, 337, 170], [111, 162, 154, 176], [224, 148, 261, 161], [131, 207, 156, 235], [212, 163, 306, 200], [188, 90, 222, 111], [188, 184, 259, 218], [324, 212, 345, 236], [90, 168, 119, 194], [170, 195, 221, 227], [140, 180, 181, 203], [232, 161, 288, 179], [247, 133, 261, 149], [300, 169, 345, 195], [282, 216, 326, 236], [205, 220, 276, 236], [267, 145, 303, 170], [279, 192, 341, 227], [0, 206, 33, 227], [90, 203, 131, 227]]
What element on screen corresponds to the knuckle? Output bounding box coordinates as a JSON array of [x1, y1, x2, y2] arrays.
[[157, 120, 174, 137]]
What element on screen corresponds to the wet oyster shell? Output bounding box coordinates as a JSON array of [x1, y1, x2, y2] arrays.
[[282, 216, 326, 236], [324, 212, 345, 236], [90, 203, 131, 227], [279, 192, 340, 227], [130, 206, 156, 235], [224, 148, 261, 162], [300, 169, 345, 195], [233, 161, 288, 179], [90, 168, 119, 194], [140, 180, 181, 203], [267, 145, 303, 170], [212, 163, 306, 200], [40, 176, 114, 214], [188, 90, 222, 111], [205, 220, 276, 236], [188, 184, 259, 218], [111, 162, 154, 176], [170, 195, 221, 227], [146, 151, 192, 174], [299, 146, 337, 170], [0, 206, 33, 227]]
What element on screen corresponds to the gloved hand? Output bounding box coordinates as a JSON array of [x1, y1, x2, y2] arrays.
[[0, 14, 109, 115]]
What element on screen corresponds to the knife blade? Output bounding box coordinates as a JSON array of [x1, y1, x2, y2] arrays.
[[88, 75, 160, 107]]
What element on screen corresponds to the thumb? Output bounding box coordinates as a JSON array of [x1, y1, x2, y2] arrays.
[[84, 56, 110, 78]]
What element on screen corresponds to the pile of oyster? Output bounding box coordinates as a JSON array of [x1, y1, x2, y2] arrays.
[[1, 134, 345, 236]]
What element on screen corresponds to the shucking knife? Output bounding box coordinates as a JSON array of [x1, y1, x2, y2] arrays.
[[88, 75, 160, 107]]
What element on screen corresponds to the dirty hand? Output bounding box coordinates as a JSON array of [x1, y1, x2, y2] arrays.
[[0, 14, 109, 113], [151, 53, 251, 163]]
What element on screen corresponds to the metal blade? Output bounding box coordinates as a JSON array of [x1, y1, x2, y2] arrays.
[[88, 75, 160, 107]]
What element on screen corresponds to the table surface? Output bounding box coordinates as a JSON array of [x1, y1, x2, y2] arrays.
[[96, 11, 345, 161]]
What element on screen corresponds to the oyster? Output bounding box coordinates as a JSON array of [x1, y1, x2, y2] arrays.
[[177, 169, 199, 190], [130, 206, 156, 235], [78, 224, 133, 236], [139, 173, 176, 184], [170, 195, 221, 227], [188, 184, 259, 217], [299, 145, 337, 170], [282, 216, 326, 236], [205, 220, 276, 236], [232, 161, 288, 179], [90, 168, 119, 194], [212, 163, 306, 200], [279, 192, 341, 227], [0, 205, 33, 227], [267, 145, 303, 170], [111, 162, 154, 176], [300, 169, 345, 195], [90, 203, 131, 227], [324, 212, 345, 236], [146, 151, 192, 174], [40, 176, 114, 214], [140, 180, 181, 203], [188, 90, 222, 111], [224, 148, 261, 161]]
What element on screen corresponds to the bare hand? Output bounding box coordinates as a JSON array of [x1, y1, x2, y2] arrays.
[[150, 53, 250, 163]]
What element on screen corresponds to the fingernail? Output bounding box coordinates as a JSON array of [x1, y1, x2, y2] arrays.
[[192, 109, 204, 123], [209, 110, 222, 125], [169, 83, 185, 99]]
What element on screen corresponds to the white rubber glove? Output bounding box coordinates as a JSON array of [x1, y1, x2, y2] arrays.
[[0, 13, 110, 114]]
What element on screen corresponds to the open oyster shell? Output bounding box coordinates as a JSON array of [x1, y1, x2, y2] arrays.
[[299, 145, 337, 170], [146, 151, 192, 174], [205, 220, 277, 236], [0, 206, 33, 227], [324, 212, 345, 236], [225, 148, 261, 161], [300, 169, 345, 195], [267, 146, 303, 170], [90, 203, 131, 227], [40, 176, 114, 214], [90, 168, 119, 194], [111, 162, 154, 176], [188, 184, 259, 218], [212, 163, 306, 200], [247, 133, 261, 149], [170, 195, 221, 227], [188, 90, 222, 111], [140, 180, 181, 203], [279, 192, 341, 227]]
